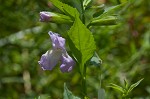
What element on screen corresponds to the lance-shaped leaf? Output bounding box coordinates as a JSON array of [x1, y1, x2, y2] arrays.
[[127, 78, 144, 93], [68, 17, 96, 65], [124, 79, 129, 89], [108, 83, 124, 93], [90, 16, 118, 26], [49, 0, 79, 18]]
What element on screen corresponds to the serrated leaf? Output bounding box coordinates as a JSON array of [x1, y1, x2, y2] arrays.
[[63, 83, 81, 99], [68, 17, 96, 65], [67, 36, 82, 63], [49, 0, 79, 18], [108, 83, 124, 93], [98, 88, 105, 99], [128, 78, 144, 93]]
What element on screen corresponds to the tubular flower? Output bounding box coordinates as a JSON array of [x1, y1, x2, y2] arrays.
[[38, 31, 75, 72], [40, 12, 52, 22], [39, 11, 73, 24]]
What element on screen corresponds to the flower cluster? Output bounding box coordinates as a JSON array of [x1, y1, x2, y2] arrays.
[[38, 31, 75, 73]]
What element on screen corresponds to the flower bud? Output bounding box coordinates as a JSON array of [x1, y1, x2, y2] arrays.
[[40, 11, 73, 24], [40, 12, 52, 22]]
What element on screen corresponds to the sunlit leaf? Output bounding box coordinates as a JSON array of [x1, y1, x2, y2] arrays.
[[67, 36, 82, 63], [68, 17, 96, 65], [49, 0, 79, 18]]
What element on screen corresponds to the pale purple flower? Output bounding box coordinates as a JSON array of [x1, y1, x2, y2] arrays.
[[40, 12, 52, 22], [60, 54, 75, 72], [38, 31, 75, 72]]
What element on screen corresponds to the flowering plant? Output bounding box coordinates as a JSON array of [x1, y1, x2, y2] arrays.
[[38, 0, 143, 98]]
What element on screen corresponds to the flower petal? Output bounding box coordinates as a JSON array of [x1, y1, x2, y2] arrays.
[[60, 54, 75, 73], [48, 31, 65, 50], [40, 11, 52, 22], [38, 49, 62, 70]]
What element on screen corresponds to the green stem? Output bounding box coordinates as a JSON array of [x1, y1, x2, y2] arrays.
[[99, 69, 102, 88], [80, 0, 85, 24], [79, 0, 87, 98], [82, 75, 87, 97], [80, 63, 87, 98]]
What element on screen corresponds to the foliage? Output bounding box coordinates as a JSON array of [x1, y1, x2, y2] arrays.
[[108, 78, 144, 98]]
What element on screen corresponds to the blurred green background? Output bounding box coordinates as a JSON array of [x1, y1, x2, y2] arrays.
[[0, 0, 150, 98]]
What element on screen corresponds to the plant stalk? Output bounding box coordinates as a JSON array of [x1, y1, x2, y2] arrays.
[[80, 0, 85, 24], [79, 0, 87, 98]]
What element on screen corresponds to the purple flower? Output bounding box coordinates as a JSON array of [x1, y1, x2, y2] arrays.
[[38, 31, 75, 72], [60, 54, 75, 72], [40, 12, 52, 22]]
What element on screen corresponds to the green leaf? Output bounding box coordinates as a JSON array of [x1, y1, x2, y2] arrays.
[[90, 52, 102, 66], [108, 83, 124, 93], [92, 4, 105, 18], [93, 9, 104, 18], [98, 88, 105, 99], [95, 2, 127, 19], [67, 36, 82, 63], [124, 79, 129, 89], [90, 16, 118, 26], [49, 0, 79, 18], [83, 0, 92, 10], [68, 17, 96, 65], [127, 78, 144, 93], [38, 95, 51, 99], [63, 83, 81, 99]]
